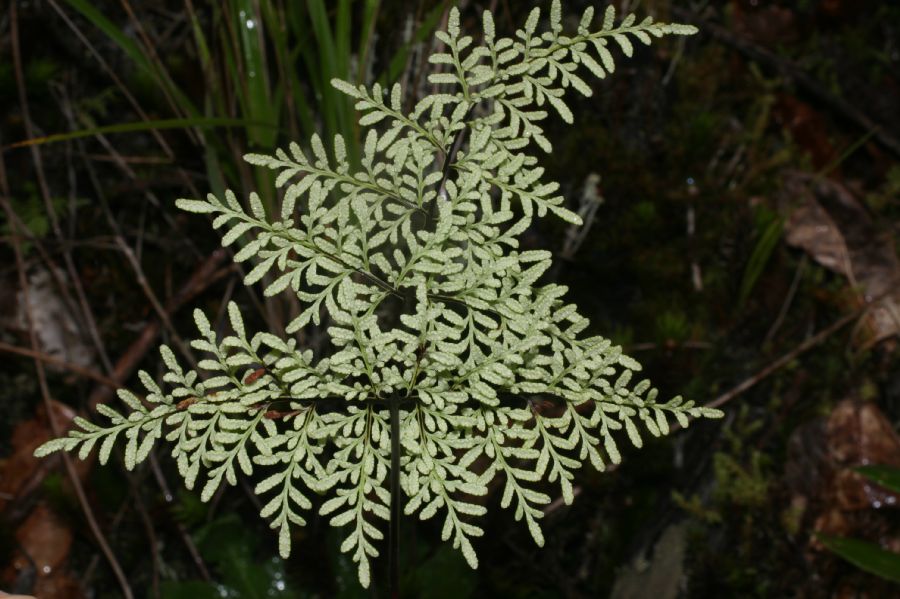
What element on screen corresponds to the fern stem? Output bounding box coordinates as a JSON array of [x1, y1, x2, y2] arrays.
[[435, 104, 475, 203], [389, 391, 401, 598]]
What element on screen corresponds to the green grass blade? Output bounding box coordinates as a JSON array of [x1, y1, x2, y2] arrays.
[[64, 0, 148, 77], [737, 216, 782, 309], [336, 0, 352, 79], [65, 0, 199, 118], [817, 534, 900, 583], [856, 465, 900, 495], [286, 1, 323, 138], [379, 0, 449, 86], [260, 0, 314, 138], [305, 0, 342, 143], [357, 0, 381, 84], [6, 118, 271, 149], [184, 0, 217, 98], [232, 0, 277, 148], [335, 0, 357, 162]]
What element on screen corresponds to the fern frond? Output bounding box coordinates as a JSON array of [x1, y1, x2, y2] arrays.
[[36, 3, 719, 589]]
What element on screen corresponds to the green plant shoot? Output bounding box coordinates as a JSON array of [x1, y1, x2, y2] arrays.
[[36, 2, 721, 588]]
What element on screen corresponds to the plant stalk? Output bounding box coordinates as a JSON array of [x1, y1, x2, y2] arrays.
[[389, 392, 401, 598]]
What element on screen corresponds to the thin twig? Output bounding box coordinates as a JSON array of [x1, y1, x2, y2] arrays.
[[627, 340, 713, 352], [60, 99, 199, 369], [80, 467, 147, 587], [8, 7, 221, 588], [763, 255, 807, 345], [149, 453, 213, 581], [75, 112, 201, 259], [1, 197, 134, 599], [673, 7, 900, 159], [0, 341, 120, 390], [87, 249, 230, 411], [11, 3, 116, 376], [702, 307, 861, 412], [85, 153, 172, 164], [0, 202, 86, 326], [44, 0, 202, 199], [542, 485, 582, 515], [116, 0, 199, 144], [132, 480, 162, 599], [8, 11, 134, 593], [5, 147, 218, 597]]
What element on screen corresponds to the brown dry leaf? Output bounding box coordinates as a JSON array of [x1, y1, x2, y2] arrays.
[[30, 572, 84, 599], [773, 96, 839, 173], [818, 0, 875, 20], [782, 172, 900, 347], [785, 399, 900, 560], [11, 505, 74, 576], [0, 268, 96, 376], [0, 400, 77, 513], [785, 419, 830, 500], [1, 403, 88, 599], [827, 400, 900, 510], [732, 1, 799, 46], [1, 503, 84, 599], [812, 508, 853, 540]]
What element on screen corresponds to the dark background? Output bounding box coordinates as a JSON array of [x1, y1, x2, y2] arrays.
[[2, 0, 900, 597]]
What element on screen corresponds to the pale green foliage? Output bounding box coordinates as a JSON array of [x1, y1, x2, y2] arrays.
[[36, 2, 717, 588]]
